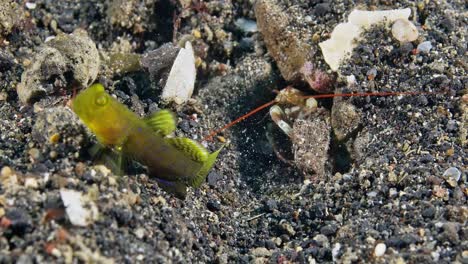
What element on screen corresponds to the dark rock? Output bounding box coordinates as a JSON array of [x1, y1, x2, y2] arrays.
[[179, 120, 191, 133], [387, 234, 420, 249], [320, 224, 338, 236], [207, 200, 221, 212], [420, 154, 434, 163], [440, 16, 454, 32], [111, 207, 134, 226], [421, 206, 436, 219], [263, 199, 278, 212], [265, 239, 276, 250], [141, 43, 180, 81], [314, 3, 331, 16], [5, 208, 33, 236], [207, 171, 222, 187], [310, 203, 328, 220], [0, 50, 14, 71]]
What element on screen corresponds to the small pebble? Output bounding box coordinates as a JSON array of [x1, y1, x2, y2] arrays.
[[134, 228, 145, 239], [374, 243, 386, 257], [442, 167, 461, 187], [264, 199, 278, 212], [207, 200, 221, 212], [367, 68, 377, 80], [417, 41, 432, 53], [25, 2, 37, 9], [49, 133, 60, 144], [207, 171, 221, 187], [24, 178, 39, 189], [251, 247, 271, 257], [49, 151, 58, 160], [346, 75, 356, 86], [28, 148, 41, 160], [1, 166, 13, 178], [392, 19, 419, 42]]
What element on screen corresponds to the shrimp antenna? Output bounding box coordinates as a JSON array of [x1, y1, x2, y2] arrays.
[[299, 90, 442, 100], [203, 90, 444, 141], [203, 100, 276, 141]]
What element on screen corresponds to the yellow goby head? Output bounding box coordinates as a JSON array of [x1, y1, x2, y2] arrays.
[[71, 83, 140, 146]]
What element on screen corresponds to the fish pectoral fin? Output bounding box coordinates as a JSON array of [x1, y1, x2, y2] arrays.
[[189, 145, 224, 188], [164, 137, 209, 162], [88, 143, 127, 176], [144, 109, 176, 137], [155, 178, 187, 199]]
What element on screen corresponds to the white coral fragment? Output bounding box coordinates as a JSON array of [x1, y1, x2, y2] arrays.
[[319, 8, 412, 71], [161, 41, 196, 104], [60, 189, 99, 226]]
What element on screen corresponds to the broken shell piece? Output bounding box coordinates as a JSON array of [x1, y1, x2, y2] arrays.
[[391, 19, 419, 42], [348, 9, 411, 28], [60, 189, 99, 226], [161, 41, 196, 105], [319, 8, 412, 71]]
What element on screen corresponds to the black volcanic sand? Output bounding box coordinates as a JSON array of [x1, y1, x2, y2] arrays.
[[0, 0, 466, 263]]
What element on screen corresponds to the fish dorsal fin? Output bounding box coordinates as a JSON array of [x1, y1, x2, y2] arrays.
[[190, 145, 224, 188], [164, 137, 209, 162], [144, 109, 176, 137]]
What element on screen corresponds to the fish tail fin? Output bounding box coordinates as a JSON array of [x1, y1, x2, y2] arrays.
[[189, 145, 224, 188]]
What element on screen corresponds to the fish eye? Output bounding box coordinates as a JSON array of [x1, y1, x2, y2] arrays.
[[95, 94, 108, 106]]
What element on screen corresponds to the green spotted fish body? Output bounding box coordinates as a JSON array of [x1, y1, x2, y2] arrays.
[[71, 83, 222, 198]]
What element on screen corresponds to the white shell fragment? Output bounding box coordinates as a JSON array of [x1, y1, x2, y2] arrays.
[[348, 9, 411, 28], [442, 167, 461, 187], [60, 189, 99, 226], [417, 41, 432, 53], [161, 41, 196, 104], [319, 8, 412, 71], [235, 18, 258, 33], [374, 243, 386, 257], [391, 19, 419, 42]]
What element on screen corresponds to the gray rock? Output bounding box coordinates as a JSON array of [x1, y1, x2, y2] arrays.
[[32, 106, 87, 148], [331, 99, 362, 141], [292, 109, 331, 179], [0, 0, 24, 35], [17, 29, 99, 104]]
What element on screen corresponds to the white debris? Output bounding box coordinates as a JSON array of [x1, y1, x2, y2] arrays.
[[348, 9, 411, 28], [346, 75, 357, 86], [374, 243, 386, 257], [391, 19, 419, 42], [60, 189, 99, 226], [24, 177, 39, 189], [161, 41, 196, 105], [25, 2, 37, 10], [442, 167, 461, 187], [417, 41, 432, 53], [234, 18, 258, 33], [319, 8, 412, 71], [332, 243, 341, 262]]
